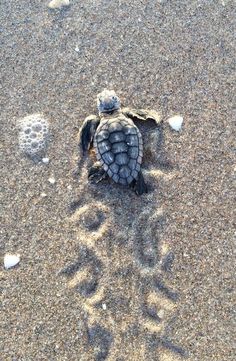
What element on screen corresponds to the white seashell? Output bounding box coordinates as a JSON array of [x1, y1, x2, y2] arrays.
[[42, 157, 50, 164], [157, 309, 165, 319], [48, 177, 56, 184], [4, 254, 20, 269], [168, 115, 183, 131], [48, 0, 70, 9], [102, 303, 107, 310], [41, 192, 47, 198]]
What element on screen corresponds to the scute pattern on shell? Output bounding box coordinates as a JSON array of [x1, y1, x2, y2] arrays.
[[94, 115, 143, 185]]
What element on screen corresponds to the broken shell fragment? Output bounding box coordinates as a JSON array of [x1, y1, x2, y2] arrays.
[[48, 0, 70, 10], [4, 254, 20, 269], [168, 115, 183, 131]]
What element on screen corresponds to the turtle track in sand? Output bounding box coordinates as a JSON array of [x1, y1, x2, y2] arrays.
[[61, 121, 187, 360]]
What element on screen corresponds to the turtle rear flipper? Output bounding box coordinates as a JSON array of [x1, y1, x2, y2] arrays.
[[88, 162, 108, 183], [80, 115, 100, 154], [131, 171, 148, 195], [122, 107, 162, 126]]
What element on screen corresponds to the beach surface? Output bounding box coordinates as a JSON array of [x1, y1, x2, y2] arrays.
[[1, 1, 235, 360]]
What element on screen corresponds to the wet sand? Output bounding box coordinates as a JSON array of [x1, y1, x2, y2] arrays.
[[1, 1, 235, 360]]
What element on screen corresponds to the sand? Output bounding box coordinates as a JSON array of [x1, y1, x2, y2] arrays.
[[1, 1, 235, 360]]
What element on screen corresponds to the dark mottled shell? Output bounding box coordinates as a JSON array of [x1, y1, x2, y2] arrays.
[[94, 114, 143, 185]]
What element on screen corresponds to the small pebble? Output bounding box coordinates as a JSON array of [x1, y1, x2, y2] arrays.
[[157, 309, 165, 319], [102, 303, 107, 310], [48, 0, 70, 9], [168, 115, 183, 131], [4, 254, 20, 269], [48, 177, 56, 184], [41, 192, 47, 198], [42, 157, 50, 164]]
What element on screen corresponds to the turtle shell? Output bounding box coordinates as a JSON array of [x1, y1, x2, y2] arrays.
[[93, 115, 143, 185]]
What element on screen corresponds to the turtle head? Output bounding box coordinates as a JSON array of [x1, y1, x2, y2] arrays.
[[97, 89, 121, 114]]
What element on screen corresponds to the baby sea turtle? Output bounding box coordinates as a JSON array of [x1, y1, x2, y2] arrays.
[[79, 89, 161, 195]]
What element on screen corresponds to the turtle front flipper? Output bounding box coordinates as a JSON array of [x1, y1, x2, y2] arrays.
[[122, 107, 162, 126], [79, 115, 100, 154]]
